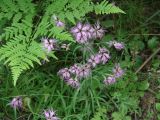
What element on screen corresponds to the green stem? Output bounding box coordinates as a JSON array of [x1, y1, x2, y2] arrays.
[[14, 108, 17, 120]]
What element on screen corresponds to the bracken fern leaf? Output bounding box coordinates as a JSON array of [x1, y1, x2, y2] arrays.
[[0, 35, 46, 85], [94, 0, 125, 14]]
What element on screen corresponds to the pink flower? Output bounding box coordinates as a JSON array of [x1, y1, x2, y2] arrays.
[[98, 48, 110, 64], [113, 64, 124, 78], [87, 55, 100, 68], [107, 41, 124, 50], [113, 42, 124, 50], [42, 38, 57, 52], [92, 22, 105, 39], [69, 64, 80, 75], [58, 68, 71, 80], [103, 76, 116, 85], [99, 53, 110, 64], [71, 22, 93, 44], [55, 20, 65, 27], [53, 15, 65, 27], [10, 97, 22, 109], [66, 78, 80, 88], [44, 109, 59, 120], [82, 24, 93, 39], [76, 64, 91, 79]]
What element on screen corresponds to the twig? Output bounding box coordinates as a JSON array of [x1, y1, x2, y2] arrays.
[[135, 47, 160, 74], [129, 33, 160, 36]]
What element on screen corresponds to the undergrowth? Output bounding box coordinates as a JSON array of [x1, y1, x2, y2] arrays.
[[0, 0, 160, 120]]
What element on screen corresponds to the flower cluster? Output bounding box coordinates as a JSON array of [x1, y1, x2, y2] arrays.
[[10, 96, 22, 109], [87, 47, 110, 68], [44, 109, 60, 120], [56, 20, 126, 88], [58, 63, 91, 88], [107, 41, 124, 50], [58, 47, 111, 88], [71, 22, 105, 44], [103, 64, 124, 85]]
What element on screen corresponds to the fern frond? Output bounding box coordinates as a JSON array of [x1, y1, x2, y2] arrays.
[[44, 0, 93, 24], [0, 0, 35, 40], [0, 0, 35, 21], [94, 0, 125, 14], [48, 26, 74, 42], [11, 66, 23, 86], [1, 20, 33, 40], [0, 35, 46, 85]]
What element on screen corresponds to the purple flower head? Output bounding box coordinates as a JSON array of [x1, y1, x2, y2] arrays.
[[10, 97, 22, 109], [66, 78, 80, 88], [55, 20, 65, 27], [103, 76, 116, 85], [82, 23, 93, 39], [113, 64, 124, 78], [71, 22, 93, 44], [75, 32, 88, 44], [113, 42, 124, 50], [42, 38, 57, 52], [69, 64, 80, 75], [97, 48, 110, 64], [53, 15, 65, 27], [99, 53, 110, 64], [82, 23, 91, 31], [77, 64, 91, 79], [92, 21, 105, 39], [87, 55, 100, 68], [58, 68, 71, 80], [44, 109, 59, 120], [98, 47, 110, 64], [107, 41, 124, 50]]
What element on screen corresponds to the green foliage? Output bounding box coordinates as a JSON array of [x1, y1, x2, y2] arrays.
[[147, 37, 159, 50], [0, 0, 124, 85], [112, 112, 131, 120], [0, 0, 35, 21], [91, 108, 107, 120], [0, 0, 37, 84], [94, 0, 125, 14], [45, 0, 93, 24], [156, 103, 160, 112], [0, 35, 47, 85], [137, 81, 150, 91], [1, 19, 33, 40], [129, 36, 145, 51], [0, 0, 160, 119]]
